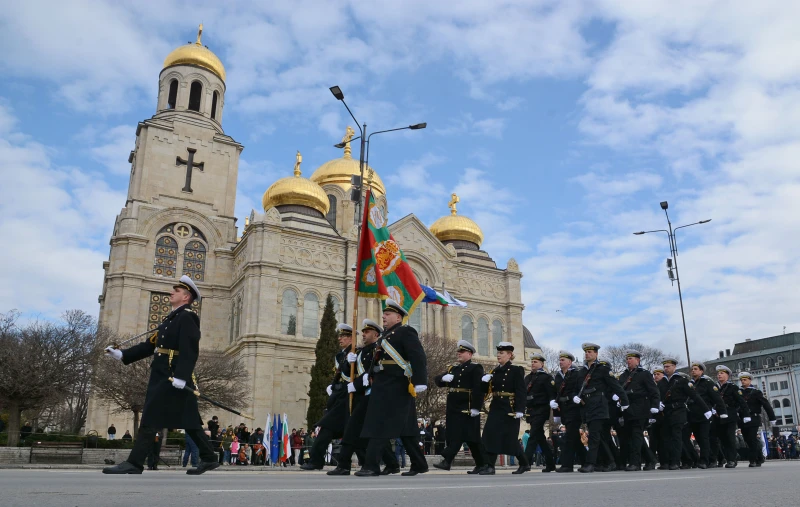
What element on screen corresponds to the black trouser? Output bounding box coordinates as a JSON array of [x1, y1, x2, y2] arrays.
[[363, 436, 426, 474], [661, 410, 686, 466], [642, 438, 656, 464], [487, 445, 528, 469], [584, 419, 605, 465], [309, 427, 338, 468], [742, 426, 763, 463], [621, 419, 646, 467], [559, 419, 584, 468], [129, 426, 215, 469], [712, 420, 738, 463], [336, 440, 380, 471], [443, 438, 485, 468], [649, 423, 664, 465], [524, 415, 554, 468], [146, 439, 161, 469], [598, 420, 618, 468]]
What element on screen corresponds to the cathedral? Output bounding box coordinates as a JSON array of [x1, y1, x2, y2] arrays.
[[86, 27, 540, 432]]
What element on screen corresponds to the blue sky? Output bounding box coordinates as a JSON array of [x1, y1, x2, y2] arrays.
[[1, 1, 798, 362]]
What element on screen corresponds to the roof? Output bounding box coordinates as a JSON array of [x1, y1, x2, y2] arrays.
[[732, 332, 799, 355], [523, 326, 539, 349]]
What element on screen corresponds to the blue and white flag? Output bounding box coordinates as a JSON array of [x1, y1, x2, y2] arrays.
[[420, 285, 467, 307]]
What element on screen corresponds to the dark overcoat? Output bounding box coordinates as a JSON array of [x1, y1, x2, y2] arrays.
[[553, 367, 581, 423], [481, 362, 526, 455], [523, 369, 556, 423], [717, 382, 750, 424], [361, 323, 427, 439], [341, 342, 378, 444], [434, 359, 484, 443], [687, 375, 726, 423], [121, 304, 202, 429], [618, 366, 660, 421], [317, 348, 353, 434], [574, 361, 628, 422], [740, 386, 776, 428]]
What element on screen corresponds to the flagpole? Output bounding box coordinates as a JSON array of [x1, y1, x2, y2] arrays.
[[350, 186, 370, 413]]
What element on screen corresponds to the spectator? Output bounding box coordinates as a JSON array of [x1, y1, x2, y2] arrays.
[[238, 443, 250, 465], [250, 428, 266, 466], [207, 416, 219, 441], [107, 424, 117, 440], [183, 433, 199, 467], [222, 428, 234, 465], [230, 437, 240, 465], [121, 430, 133, 442], [291, 429, 303, 465], [394, 438, 406, 468]]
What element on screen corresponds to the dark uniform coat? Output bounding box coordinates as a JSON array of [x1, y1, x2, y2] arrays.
[[574, 361, 629, 422], [553, 367, 581, 422], [740, 386, 772, 428], [523, 368, 557, 423], [618, 366, 660, 421], [662, 373, 708, 426], [434, 360, 484, 443], [121, 304, 202, 429], [481, 362, 526, 455], [361, 323, 427, 439], [341, 342, 377, 444], [317, 348, 353, 434], [717, 381, 749, 425], [687, 375, 726, 423]]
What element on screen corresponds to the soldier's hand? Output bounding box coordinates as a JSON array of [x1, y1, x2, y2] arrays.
[[650, 407, 659, 414], [481, 374, 493, 383], [648, 418, 656, 424], [347, 352, 358, 363], [572, 396, 581, 404], [470, 409, 480, 417], [553, 417, 561, 425], [743, 417, 751, 424], [620, 405, 629, 411], [326, 385, 333, 396], [612, 394, 619, 401], [414, 385, 427, 393], [171, 378, 186, 390], [104, 347, 122, 361], [711, 408, 717, 415], [347, 382, 356, 393], [362, 373, 370, 386], [441, 374, 454, 383], [549, 400, 559, 410], [720, 413, 728, 419], [704, 411, 713, 420], [514, 412, 524, 419], [659, 402, 665, 412]]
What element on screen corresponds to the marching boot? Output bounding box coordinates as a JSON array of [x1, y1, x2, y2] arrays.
[[724, 461, 737, 468], [354, 469, 379, 477], [541, 465, 556, 472], [697, 463, 708, 469], [707, 462, 718, 468], [401, 467, 428, 476], [625, 465, 641, 472], [643, 462, 656, 471], [578, 464, 595, 473], [433, 459, 451, 471], [380, 466, 401, 475], [748, 462, 756, 468], [102, 462, 143, 475], [326, 467, 350, 476], [478, 466, 496, 475], [555, 466, 573, 473], [668, 464, 679, 470], [186, 461, 220, 475], [605, 463, 617, 472], [511, 465, 529, 474], [466, 465, 485, 474], [299, 463, 323, 471]]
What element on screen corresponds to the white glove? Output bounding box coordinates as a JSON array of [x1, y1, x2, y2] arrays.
[[572, 396, 582, 404], [442, 374, 454, 383], [363, 373, 370, 386], [470, 409, 480, 417], [711, 408, 717, 415], [620, 405, 629, 411], [618, 417, 625, 426], [770, 420, 777, 425], [326, 385, 333, 396], [514, 412, 524, 419], [553, 417, 561, 425], [347, 382, 356, 393], [659, 402, 664, 412], [414, 385, 427, 393], [720, 413, 728, 419], [481, 374, 493, 382], [171, 378, 186, 390], [104, 347, 122, 361], [347, 352, 358, 363], [650, 407, 659, 414], [612, 394, 619, 401], [743, 417, 751, 424], [704, 411, 713, 420], [549, 400, 559, 410], [648, 418, 656, 424]]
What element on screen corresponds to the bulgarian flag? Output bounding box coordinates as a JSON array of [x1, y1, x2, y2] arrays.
[[420, 284, 468, 308], [280, 414, 290, 462], [355, 189, 424, 320]]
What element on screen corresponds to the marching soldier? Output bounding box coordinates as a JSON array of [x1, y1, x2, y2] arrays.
[[356, 300, 428, 477], [737, 372, 774, 467], [713, 365, 750, 468], [433, 340, 486, 474], [573, 343, 629, 473], [686, 361, 724, 468], [649, 366, 667, 468], [618, 350, 660, 471], [479, 342, 529, 474], [327, 319, 399, 476], [660, 357, 708, 470], [102, 275, 219, 475], [301, 323, 355, 471], [523, 353, 557, 472], [553, 351, 584, 472]]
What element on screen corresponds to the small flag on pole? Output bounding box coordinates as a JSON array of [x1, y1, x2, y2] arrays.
[[420, 284, 468, 307], [281, 414, 290, 462]]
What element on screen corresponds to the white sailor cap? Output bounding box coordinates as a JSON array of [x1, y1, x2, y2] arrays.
[[582, 342, 601, 352], [559, 350, 575, 361], [496, 341, 514, 352], [716, 364, 732, 375], [456, 340, 476, 353], [624, 349, 642, 359], [174, 275, 201, 302], [691, 361, 706, 372], [662, 357, 679, 365], [652, 366, 665, 374], [383, 298, 408, 317], [739, 371, 753, 380], [336, 323, 354, 335], [361, 319, 383, 333]]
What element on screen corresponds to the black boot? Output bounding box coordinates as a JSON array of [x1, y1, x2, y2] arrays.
[[511, 465, 529, 474], [380, 466, 401, 475], [326, 467, 350, 476], [578, 464, 595, 473], [466, 465, 485, 474], [433, 459, 451, 471], [643, 462, 656, 471], [186, 461, 220, 475], [102, 462, 143, 475], [542, 464, 556, 472], [354, 469, 379, 477], [299, 463, 323, 471], [478, 466, 496, 475], [555, 466, 573, 473]]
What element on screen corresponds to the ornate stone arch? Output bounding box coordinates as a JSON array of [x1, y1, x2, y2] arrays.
[[404, 251, 441, 287], [139, 208, 225, 246]]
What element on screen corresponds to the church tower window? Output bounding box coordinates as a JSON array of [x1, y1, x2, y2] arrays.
[[492, 319, 503, 350], [211, 91, 219, 119], [153, 235, 178, 278], [229, 295, 242, 343], [167, 79, 178, 109], [281, 289, 298, 335], [477, 317, 489, 357], [182, 240, 206, 281], [148, 292, 201, 330], [303, 293, 319, 337], [461, 315, 474, 351], [326, 194, 337, 226], [188, 81, 202, 112]]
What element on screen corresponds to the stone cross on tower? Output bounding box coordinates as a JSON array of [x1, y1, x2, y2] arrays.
[[176, 147, 204, 193]]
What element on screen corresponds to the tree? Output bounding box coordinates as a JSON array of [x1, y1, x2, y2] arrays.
[[416, 333, 457, 423], [602, 342, 678, 375], [0, 310, 105, 446], [538, 345, 563, 372], [306, 295, 338, 428]]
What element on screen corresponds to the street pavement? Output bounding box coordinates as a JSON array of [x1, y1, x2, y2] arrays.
[[0, 462, 796, 507]]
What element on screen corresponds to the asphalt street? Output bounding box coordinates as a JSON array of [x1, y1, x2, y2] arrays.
[[0, 462, 796, 507]]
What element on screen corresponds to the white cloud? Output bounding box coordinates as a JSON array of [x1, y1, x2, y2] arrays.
[[571, 171, 662, 197], [435, 114, 507, 139], [89, 125, 136, 176]]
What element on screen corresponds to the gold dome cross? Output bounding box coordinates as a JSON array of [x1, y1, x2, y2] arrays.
[[448, 193, 460, 215]]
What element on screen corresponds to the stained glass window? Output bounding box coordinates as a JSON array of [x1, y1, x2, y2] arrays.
[[303, 293, 319, 337], [153, 236, 178, 278], [183, 240, 206, 281], [148, 292, 201, 330], [478, 317, 489, 357], [492, 319, 503, 350], [281, 289, 298, 335]]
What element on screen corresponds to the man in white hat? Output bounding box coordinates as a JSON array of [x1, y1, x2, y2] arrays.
[[102, 275, 219, 475], [738, 371, 776, 467], [712, 365, 750, 468]]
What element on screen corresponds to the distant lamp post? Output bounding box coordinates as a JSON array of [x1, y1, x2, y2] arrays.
[[634, 201, 712, 365]]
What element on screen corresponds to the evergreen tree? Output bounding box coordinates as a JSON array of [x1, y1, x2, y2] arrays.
[[306, 295, 339, 427], [287, 314, 296, 335]]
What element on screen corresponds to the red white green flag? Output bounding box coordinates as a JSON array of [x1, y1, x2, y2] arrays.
[[355, 189, 424, 320]]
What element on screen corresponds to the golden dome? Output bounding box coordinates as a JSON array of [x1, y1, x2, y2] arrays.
[[262, 151, 330, 215], [163, 24, 226, 82], [429, 193, 484, 247], [310, 126, 386, 196]]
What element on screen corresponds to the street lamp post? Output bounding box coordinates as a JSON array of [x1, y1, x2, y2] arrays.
[[634, 201, 711, 365]]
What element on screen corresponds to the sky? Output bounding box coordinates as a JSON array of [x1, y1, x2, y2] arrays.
[[1, 0, 798, 363]]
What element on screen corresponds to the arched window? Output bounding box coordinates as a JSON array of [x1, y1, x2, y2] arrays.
[[188, 81, 202, 112], [492, 319, 503, 350], [765, 357, 775, 368], [211, 91, 219, 119], [777, 355, 784, 363], [229, 296, 242, 344], [153, 236, 177, 278], [773, 400, 781, 409], [408, 308, 421, 333], [461, 315, 474, 352], [167, 79, 178, 109], [477, 317, 489, 357], [747, 360, 756, 370], [303, 293, 319, 337], [737, 362, 744, 371], [281, 289, 298, 335], [326, 194, 337, 226], [183, 240, 206, 282], [783, 399, 794, 423]]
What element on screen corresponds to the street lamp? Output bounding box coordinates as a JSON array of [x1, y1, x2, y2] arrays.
[[634, 201, 711, 365]]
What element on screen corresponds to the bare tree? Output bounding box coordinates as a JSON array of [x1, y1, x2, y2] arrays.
[[602, 342, 678, 375], [538, 345, 563, 372], [416, 333, 458, 423]]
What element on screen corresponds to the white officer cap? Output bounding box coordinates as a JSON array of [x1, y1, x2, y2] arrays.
[[174, 275, 201, 302]]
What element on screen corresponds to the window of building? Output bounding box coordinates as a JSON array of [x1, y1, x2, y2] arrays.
[[188, 81, 202, 112], [738, 362, 744, 371], [153, 235, 177, 278], [326, 194, 337, 226], [770, 382, 779, 391], [148, 292, 200, 331], [461, 315, 474, 352], [780, 380, 789, 390], [167, 79, 178, 109], [477, 317, 489, 358], [776, 355, 784, 364], [281, 289, 297, 335], [211, 91, 218, 119], [408, 308, 421, 333], [182, 240, 206, 282], [747, 360, 755, 370], [765, 357, 774, 368], [772, 400, 782, 425], [491, 319, 503, 351], [303, 293, 319, 337], [783, 399, 793, 424]]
